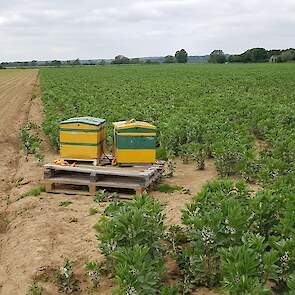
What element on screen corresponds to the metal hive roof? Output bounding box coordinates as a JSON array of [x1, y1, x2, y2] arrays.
[[60, 117, 105, 126]]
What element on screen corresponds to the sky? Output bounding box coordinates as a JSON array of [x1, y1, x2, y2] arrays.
[[0, 0, 294, 61]]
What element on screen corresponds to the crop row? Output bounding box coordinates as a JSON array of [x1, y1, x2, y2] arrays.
[[94, 179, 295, 294], [40, 63, 295, 185]]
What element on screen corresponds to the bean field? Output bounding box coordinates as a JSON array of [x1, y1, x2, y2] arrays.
[[39, 63, 295, 294]]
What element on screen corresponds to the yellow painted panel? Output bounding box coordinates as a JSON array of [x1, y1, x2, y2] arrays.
[[60, 131, 105, 144], [113, 121, 156, 130], [60, 145, 102, 159], [60, 123, 99, 130], [115, 149, 156, 163], [60, 132, 98, 144]]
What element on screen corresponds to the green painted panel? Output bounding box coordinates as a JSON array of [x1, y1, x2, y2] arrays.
[[116, 135, 156, 150]]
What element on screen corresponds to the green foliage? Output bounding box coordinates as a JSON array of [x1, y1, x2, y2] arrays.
[[180, 143, 207, 169], [230, 48, 268, 63], [112, 245, 165, 295], [249, 190, 283, 238], [178, 176, 295, 293], [56, 258, 80, 294], [26, 283, 42, 295], [155, 184, 181, 193], [269, 237, 295, 290], [85, 261, 102, 288], [40, 64, 295, 185], [179, 180, 252, 292], [165, 225, 188, 255], [88, 207, 98, 215], [19, 186, 45, 200], [175, 49, 188, 63], [59, 200, 73, 207], [95, 194, 166, 294], [112, 55, 130, 64], [39, 64, 295, 294], [208, 50, 226, 64], [219, 233, 277, 295], [160, 285, 180, 295], [93, 189, 119, 203], [285, 275, 295, 295], [164, 55, 176, 63], [95, 193, 165, 260], [20, 122, 43, 163]]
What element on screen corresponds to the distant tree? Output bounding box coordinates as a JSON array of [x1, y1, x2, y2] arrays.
[[98, 59, 106, 65], [164, 55, 176, 63], [1, 62, 8, 68], [208, 50, 226, 63], [280, 49, 295, 62], [241, 48, 268, 63], [112, 55, 130, 64], [175, 49, 188, 63], [51, 60, 62, 67], [30, 60, 38, 67], [130, 58, 142, 64], [72, 58, 81, 65], [267, 49, 282, 59], [145, 59, 152, 64]]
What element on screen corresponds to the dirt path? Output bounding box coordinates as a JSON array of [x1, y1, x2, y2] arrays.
[[0, 69, 38, 196]]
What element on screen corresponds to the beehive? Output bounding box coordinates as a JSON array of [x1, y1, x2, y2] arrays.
[[112, 120, 157, 164], [59, 117, 105, 161]]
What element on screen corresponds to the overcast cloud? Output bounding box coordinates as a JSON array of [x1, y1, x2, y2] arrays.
[[0, 0, 294, 61]]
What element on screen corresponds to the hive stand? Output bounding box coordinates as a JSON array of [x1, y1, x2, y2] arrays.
[[43, 161, 165, 196]]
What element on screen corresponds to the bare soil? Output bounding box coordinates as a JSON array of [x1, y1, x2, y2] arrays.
[[0, 70, 222, 295], [0, 69, 38, 196]]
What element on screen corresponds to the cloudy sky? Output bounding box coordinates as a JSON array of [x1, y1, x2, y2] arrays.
[[0, 0, 294, 61]]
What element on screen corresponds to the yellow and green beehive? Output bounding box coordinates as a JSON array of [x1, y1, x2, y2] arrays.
[[59, 117, 106, 160], [112, 120, 157, 164]]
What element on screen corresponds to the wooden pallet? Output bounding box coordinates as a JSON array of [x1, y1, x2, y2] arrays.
[[43, 161, 164, 196]]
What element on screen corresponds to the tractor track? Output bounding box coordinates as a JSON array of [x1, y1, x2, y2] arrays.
[[0, 69, 38, 196]]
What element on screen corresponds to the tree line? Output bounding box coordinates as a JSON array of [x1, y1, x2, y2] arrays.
[[112, 49, 188, 64], [208, 48, 295, 63], [1, 47, 294, 68]]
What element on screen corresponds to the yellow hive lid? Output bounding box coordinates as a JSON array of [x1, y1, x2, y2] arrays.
[[113, 119, 156, 130]]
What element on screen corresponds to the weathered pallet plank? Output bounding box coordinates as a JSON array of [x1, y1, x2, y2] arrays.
[[44, 164, 150, 178], [43, 162, 164, 196]]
